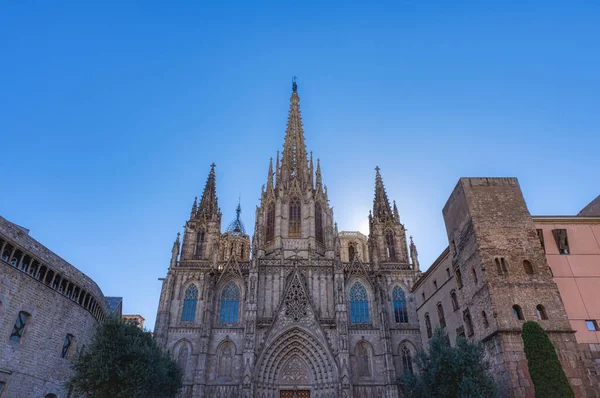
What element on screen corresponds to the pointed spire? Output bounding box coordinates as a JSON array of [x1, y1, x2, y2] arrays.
[[226, 199, 246, 234], [393, 200, 400, 220], [410, 236, 420, 271], [315, 158, 323, 192], [280, 79, 309, 186], [267, 157, 274, 191], [373, 166, 394, 222], [170, 232, 181, 267], [309, 151, 314, 188], [275, 150, 280, 185], [190, 196, 198, 219], [198, 163, 219, 219]]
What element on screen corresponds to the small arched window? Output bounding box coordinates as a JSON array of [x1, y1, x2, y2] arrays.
[[393, 286, 409, 323], [424, 313, 432, 338], [512, 305, 524, 320], [266, 202, 275, 243], [178, 344, 189, 374], [315, 202, 324, 243], [536, 305, 548, 320], [219, 282, 240, 323], [401, 345, 413, 375], [195, 229, 205, 257], [523, 260, 534, 275], [385, 230, 396, 261], [349, 282, 369, 324], [9, 311, 31, 343], [348, 242, 356, 261], [218, 341, 234, 378], [289, 197, 302, 237], [357, 343, 371, 377], [181, 285, 198, 321]]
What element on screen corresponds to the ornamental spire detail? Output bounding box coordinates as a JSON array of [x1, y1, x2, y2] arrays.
[[373, 166, 394, 222], [197, 163, 219, 219], [279, 79, 309, 189]]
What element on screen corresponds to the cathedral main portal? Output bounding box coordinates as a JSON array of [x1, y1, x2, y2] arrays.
[[280, 390, 310, 398]]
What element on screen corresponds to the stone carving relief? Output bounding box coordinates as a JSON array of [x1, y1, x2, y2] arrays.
[[280, 356, 310, 384], [285, 274, 308, 321]]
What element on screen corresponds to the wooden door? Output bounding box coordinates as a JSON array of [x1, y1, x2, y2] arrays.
[[280, 391, 310, 398]]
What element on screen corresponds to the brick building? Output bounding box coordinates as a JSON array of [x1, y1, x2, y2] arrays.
[[413, 178, 600, 397], [0, 216, 108, 397]]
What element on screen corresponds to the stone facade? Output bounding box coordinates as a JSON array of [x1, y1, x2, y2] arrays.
[[0, 216, 107, 398], [154, 83, 422, 398], [413, 178, 600, 397]]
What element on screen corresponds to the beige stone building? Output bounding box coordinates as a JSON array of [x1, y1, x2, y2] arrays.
[[154, 82, 422, 398], [0, 216, 108, 397], [412, 178, 600, 397]]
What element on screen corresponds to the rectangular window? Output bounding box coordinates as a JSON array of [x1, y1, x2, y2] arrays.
[[433, 280, 438, 290], [456, 268, 463, 289], [586, 320, 599, 331], [552, 229, 570, 255], [9, 311, 31, 343], [446, 268, 451, 278], [537, 229, 545, 252]]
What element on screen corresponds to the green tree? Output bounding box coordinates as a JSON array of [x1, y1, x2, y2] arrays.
[[400, 328, 496, 398], [66, 316, 182, 398], [521, 321, 574, 398]]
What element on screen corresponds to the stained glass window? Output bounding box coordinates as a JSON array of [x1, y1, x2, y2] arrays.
[[219, 282, 240, 323], [266, 203, 275, 242], [181, 285, 198, 321], [9, 311, 30, 343], [393, 286, 409, 323], [61, 334, 74, 358], [402, 346, 413, 375], [350, 282, 369, 324], [289, 197, 301, 237], [315, 202, 323, 243], [385, 231, 396, 260]]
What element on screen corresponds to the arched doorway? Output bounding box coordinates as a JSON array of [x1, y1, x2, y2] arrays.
[[254, 327, 338, 398]]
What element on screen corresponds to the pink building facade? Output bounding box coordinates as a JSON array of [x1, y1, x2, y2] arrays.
[[534, 195, 600, 346]]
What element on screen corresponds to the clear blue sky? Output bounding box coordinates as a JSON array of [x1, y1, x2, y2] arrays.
[[1, 1, 598, 330]]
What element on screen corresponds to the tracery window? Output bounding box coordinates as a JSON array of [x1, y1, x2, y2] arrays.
[[349, 282, 369, 324], [266, 202, 275, 242], [393, 286, 409, 323], [195, 229, 205, 257], [178, 344, 189, 374], [357, 343, 371, 376], [401, 346, 413, 375], [9, 311, 31, 343], [385, 230, 396, 261], [181, 285, 198, 321], [61, 334, 74, 358], [219, 282, 240, 323], [315, 202, 324, 243], [218, 341, 233, 378], [289, 197, 302, 237]]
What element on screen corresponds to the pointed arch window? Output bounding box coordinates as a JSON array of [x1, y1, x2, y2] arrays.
[[195, 229, 205, 257], [349, 282, 370, 324], [289, 197, 302, 237], [393, 286, 409, 323], [177, 344, 189, 375], [315, 202, 324, 243], [385, 230, 396, 261], [357, 343, 371, 376], [348, 242, 356, 261], [181, 285, 198, 321], [266, 202, 275, 243], [219, 282, 240, 323], [401, 346, 413, 375], [218, 341, 234, 378]]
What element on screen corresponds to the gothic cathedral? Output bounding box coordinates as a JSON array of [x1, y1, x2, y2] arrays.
[[154, 82, 422, 398]]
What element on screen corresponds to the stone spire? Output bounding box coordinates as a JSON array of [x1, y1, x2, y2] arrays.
[[410, 236, 419, 271], [266, 157, 274, 192], [373, 166, 394, 222], [393, 200, 400, 221], [170, 232, 180, 267], [315, 158, 323, 192], [190, 196, 198, 220], [197, 163, 219, 219], [279, 79, 309, 188]]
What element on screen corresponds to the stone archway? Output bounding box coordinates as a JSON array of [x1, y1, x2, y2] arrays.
[[254, 327, 338, 398]]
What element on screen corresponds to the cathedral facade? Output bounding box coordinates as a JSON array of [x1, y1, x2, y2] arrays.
[[153, 82, 422, 398]]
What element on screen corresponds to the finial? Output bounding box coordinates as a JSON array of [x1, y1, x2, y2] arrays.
[[292, 76, 298, 92], [176, 232, 181, 242], [375, 165, 380, 173], [210, 162, 216, 170]]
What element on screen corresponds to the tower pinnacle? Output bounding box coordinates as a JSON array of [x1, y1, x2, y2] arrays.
[[373, 166, 394, 222], [279, 81, 309, 187], [197, 163, 219, 219]]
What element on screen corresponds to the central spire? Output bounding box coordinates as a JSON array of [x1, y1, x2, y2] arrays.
[[197, 163, 219, 219], [373, 166, 394, 222], [279, 78, 309, 189]]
